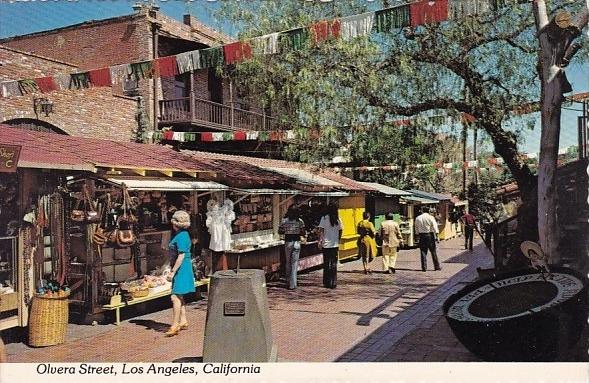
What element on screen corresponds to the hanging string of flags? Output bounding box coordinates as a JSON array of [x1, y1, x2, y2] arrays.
[[334, 155, 539, 174], [0, 0, 529, 99], [146, 129, 297, 142]]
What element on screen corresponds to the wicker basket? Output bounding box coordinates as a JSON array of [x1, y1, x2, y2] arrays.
[[28, 293, 69, 347], [130, 288, 149, 299]]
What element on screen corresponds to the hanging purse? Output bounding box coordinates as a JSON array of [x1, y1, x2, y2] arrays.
[[107, 186, 136, 248], [84, 187, 101, 224], [116, 227, 136, 247], [93, 226, 107, 246], [70, 194, 85, 222]]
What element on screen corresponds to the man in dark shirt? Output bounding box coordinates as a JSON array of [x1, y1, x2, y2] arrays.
[[461, 211, 477, 251]]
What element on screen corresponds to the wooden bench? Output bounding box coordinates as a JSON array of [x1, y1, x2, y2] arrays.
[[103, 279, 209, 325]]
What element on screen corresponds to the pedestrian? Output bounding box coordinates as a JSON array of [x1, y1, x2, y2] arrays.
[[357, 211, 378, 274], [380, 212, 404, 274], [165, 210, 196, 337], [414, 207, 441, 272], [278, 207, 306, 290], [318, 203, 343, 288], [461, 210, 477, 251]]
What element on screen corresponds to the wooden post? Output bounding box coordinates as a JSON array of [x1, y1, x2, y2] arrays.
[[462, 122, 467, 195], [473, 124, 478, 185], [190, 71, 196, 122], [151, 23, 161, 132], [229, 79, 235, 129]]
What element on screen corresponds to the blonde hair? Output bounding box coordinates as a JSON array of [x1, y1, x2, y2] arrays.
[[171, 210, 191, 229]]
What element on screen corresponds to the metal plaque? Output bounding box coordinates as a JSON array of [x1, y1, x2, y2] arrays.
[[223, 301, 246, 316]]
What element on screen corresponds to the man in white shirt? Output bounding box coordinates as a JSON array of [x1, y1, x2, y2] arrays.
[[414, 207, 441, 272]]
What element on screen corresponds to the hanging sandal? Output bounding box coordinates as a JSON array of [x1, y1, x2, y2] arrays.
[[164, 326, 180, 337]]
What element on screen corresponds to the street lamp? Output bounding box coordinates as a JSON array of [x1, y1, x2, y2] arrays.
[[33, 97, 54, 118]]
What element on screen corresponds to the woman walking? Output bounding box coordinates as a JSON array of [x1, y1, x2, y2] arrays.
[[279, 207, 306, 290], [165, 210, 196, 337], [357, 212, 377, 274], [318, 204, 343, 289]]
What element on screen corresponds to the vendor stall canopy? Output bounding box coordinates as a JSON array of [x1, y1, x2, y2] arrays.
[[107, 178, 227, 191], [408, 189, 452, 201], [0, 125, 215, 178], [357, 182, 412, 197], [401, 195, 438, 205], [182, 150, 372, 193]]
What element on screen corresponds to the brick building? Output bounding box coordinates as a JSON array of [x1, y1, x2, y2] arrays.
[[0, 5, 274, 137], [0, 45, 137, 140]]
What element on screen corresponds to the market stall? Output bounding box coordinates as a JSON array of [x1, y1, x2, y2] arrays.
[[0, 126, 222, 326], [357, 182, 411, 230], [65, 176, 227, 321], [0, 127, 98, 331], [409, 190, 456, 240], [399, 194, 438, 247]]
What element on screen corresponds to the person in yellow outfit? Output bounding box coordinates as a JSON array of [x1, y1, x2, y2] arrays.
[[380, 212, 404, 274], [357, 212, 378, 274]]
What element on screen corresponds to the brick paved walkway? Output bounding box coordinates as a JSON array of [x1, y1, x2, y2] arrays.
[[6, 237, 494, 362]]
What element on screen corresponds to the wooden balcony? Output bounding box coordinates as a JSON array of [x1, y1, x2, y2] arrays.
[[159, 96, 278, 132]]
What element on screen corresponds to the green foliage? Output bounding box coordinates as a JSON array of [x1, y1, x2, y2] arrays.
[[466, 172, 507, 222], [215, 0, 587, 192]]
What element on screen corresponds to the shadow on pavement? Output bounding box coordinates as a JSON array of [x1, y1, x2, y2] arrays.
[[340, 289, 409, 326], [130, 319, 170, 333], [173, 356, 203, 362]]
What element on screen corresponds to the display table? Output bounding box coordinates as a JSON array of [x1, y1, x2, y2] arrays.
[[103, 279, 209, 325], [225, 242, 284, 273]]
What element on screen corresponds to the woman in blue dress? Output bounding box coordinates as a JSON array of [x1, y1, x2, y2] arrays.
[[165, 210, 196, 336]]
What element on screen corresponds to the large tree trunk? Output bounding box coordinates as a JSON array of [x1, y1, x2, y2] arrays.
[[536, 45, 563, 265], [481, 119, 538, 241], [532, 2, 587, 264]]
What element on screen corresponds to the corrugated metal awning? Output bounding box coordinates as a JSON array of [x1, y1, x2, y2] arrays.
[[107, 178, 227, 191], [409, 189, 451, 201], [230, 188, 299, 195], [262, 167, 344, 187], [357, 182, 411, 196], [229, 188, 348, 197], [401, 196, 438, 204]]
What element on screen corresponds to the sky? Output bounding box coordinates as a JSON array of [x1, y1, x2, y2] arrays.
[[0, 0, 587, 154]]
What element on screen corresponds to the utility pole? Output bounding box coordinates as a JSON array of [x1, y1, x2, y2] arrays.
[[462, 121, 467, 195], [473, 124, 478, 185]]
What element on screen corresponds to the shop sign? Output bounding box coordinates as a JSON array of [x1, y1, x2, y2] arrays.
[[223, 301, 246, 316], [0, 145, 21, 173]]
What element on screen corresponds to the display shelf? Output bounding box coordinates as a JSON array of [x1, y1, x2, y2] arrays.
[[226, 240, 284, 254], [103, 278, 209, 325]]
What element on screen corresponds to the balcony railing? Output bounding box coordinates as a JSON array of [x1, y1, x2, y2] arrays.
[[159, 96, 278, 132]]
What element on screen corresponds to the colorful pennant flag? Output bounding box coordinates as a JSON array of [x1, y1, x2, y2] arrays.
[[223, 41, 253, 65], [410, 0, 449, 26], [88, 68, 112, 87]]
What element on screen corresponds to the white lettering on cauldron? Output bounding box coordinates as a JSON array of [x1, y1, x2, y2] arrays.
[[447, 273, 584, 322]]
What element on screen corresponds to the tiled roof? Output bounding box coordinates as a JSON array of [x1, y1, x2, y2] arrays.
[[192, 156, 293, 188], [181, 150, 371, 192], [0, 125, 209, 173]]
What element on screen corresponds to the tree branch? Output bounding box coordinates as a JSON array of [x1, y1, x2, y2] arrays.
[[364, 94, 474, 117], [533, 0, 550, 32]]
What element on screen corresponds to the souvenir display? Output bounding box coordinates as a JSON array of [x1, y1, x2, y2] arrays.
[[231, 194, 273, 234]]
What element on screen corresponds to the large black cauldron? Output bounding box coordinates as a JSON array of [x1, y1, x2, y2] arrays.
[[443, 267, 588, 361]]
